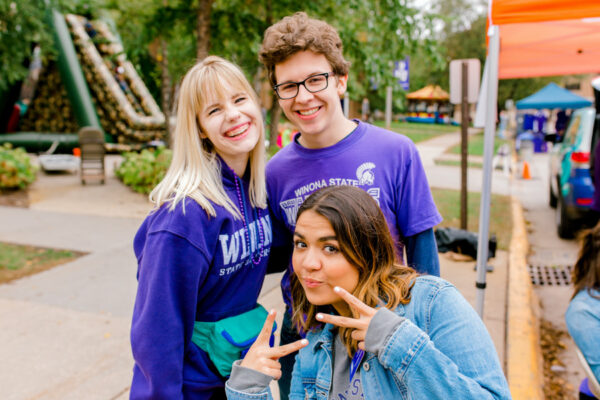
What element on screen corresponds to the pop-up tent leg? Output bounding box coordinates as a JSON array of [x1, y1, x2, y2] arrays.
[[475, 25, 500, 317]]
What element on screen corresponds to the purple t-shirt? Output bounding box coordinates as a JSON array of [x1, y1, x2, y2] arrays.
[[266, 120, 441, 305]]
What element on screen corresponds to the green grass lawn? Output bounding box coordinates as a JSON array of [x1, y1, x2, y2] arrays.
[[431, 188, 512, 250], [0, 242, 84, 283], [373, 120, 458, 143], [447, 131, 508, 156], [434, 159, 483, 169]]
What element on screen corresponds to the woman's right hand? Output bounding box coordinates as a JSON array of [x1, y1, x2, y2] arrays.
[[240, 310, 308, 380]]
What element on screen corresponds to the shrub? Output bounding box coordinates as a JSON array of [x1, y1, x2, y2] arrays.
[[115, 147, 172, 194], [0, 143, 38, 190]]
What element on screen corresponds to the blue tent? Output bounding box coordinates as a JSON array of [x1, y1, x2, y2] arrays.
[[516, 82, 592, 110]]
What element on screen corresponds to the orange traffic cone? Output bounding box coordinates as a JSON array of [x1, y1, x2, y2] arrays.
[[522, 161, 531, 180]]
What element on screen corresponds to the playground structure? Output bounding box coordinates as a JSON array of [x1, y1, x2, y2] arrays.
[[405, 85, 452, 124], [0, 10, 166, 153]]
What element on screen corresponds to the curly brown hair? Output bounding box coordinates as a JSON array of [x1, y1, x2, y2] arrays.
[[259, 12, 351, 86], [572, 221, 600, 300], [290, 185, 418, 355]]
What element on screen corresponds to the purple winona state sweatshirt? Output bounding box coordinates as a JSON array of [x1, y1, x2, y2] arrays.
[[130, 164, 271, 400]]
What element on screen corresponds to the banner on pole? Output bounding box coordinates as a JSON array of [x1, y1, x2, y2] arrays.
[[394, 57, 410, 91]]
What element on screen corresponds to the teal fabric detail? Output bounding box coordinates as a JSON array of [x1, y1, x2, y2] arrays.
[[192, 304, 268, 377]]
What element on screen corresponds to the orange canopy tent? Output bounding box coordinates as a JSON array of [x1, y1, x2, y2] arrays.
[[475, 2, 600, 397], [490, 0, 600, 79]]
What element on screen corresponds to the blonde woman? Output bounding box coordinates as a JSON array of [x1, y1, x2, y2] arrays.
[[130, 56, 272, 400]]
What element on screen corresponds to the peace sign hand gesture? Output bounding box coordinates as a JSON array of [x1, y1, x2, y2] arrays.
[[315, 286, 378, 351], [240, 310, 309, 380]]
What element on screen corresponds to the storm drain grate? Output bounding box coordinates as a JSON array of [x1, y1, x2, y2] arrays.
[[528, 265, 573, 286]]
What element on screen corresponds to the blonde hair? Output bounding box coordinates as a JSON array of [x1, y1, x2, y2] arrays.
[[290, 186, 417, 355], [150, 56, 266, 217]]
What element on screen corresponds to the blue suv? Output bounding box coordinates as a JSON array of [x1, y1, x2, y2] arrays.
[[549, 107, 596, 238]]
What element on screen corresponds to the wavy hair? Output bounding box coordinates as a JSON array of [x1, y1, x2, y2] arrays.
[[290, 185, 418, 355], [150, 56, 266, 217], [259, 12, 350, 86], [572, 221, 600, 300]]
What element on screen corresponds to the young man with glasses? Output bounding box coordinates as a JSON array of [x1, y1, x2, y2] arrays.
[[259, 12, 442, 399]]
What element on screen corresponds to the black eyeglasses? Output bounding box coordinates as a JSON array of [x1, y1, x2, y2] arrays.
[[273, 72, 335, 100]]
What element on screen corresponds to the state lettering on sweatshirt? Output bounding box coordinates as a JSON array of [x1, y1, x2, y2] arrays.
[[218, 215, 272, 275], [218, 247, 271, 276]]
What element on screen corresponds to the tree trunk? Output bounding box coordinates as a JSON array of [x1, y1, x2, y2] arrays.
[[269, 95, 281, 149], [196, 0, 213, 60], [160, 38, 172, 147], [265, 0, 280, 149]]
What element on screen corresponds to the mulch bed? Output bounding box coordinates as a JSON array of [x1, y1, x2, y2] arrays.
[[0, 189, 29, 208], [541, 319, 576, 400]]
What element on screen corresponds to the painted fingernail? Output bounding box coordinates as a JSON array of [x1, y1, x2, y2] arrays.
[[316, 313, 323, 320], [301, 339, 308, 345], [333, 286, 341, 293]]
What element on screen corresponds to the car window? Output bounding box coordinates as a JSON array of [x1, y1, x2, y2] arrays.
[[575, 108, 595, 151], [564, 115, 580, 146]]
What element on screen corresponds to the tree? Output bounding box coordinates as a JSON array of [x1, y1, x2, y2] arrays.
[[0, 0, 55, 93], [0, 0, 109, 93], [407, 2, 562, 112], [6, 0, 440, 144], [113, 0, 436, 145]]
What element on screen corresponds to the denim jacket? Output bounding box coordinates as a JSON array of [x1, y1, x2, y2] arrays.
[[565, 288, 600, 381], [225, 276, 511, 400]]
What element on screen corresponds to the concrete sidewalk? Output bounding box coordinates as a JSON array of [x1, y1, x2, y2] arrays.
[[0, 139, 509, 399], [416, 129, 512, 195]]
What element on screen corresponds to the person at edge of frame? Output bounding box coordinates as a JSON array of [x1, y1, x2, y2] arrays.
[[565, 221, 600, 400], [258, 12, 442, 400]]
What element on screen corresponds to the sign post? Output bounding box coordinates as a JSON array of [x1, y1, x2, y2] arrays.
[[449, 59, 481, 230]]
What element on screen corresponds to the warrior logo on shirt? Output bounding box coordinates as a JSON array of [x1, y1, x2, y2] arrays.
[[278, 164, 381, 226], [356, 162, 375, 185]]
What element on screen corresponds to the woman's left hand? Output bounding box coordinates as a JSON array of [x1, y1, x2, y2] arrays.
[[315, 286, 377, 350]]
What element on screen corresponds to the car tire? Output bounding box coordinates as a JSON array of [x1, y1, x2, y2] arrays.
[[556, 194, 575, 239], [549, 179, 557, 208]]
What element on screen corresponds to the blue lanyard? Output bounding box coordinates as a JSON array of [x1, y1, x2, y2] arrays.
[[349, 349, 365, 383]]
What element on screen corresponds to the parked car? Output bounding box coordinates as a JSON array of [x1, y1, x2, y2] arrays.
[[549, 107, 596, 238]]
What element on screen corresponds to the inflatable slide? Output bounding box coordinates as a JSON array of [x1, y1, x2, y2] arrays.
[[0, 10, 166, 152]]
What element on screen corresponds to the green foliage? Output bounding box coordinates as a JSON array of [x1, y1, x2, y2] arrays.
[[0, 0, 54, 92], [335, 0, 438, 101], [0, 143, 38, 190], [373, 120, 458, 143], [431, 187, 512, 250], [115, 147, 172, 194], [0, 0, 105, 93], [407, 4, 563, 111], [103, 0, 439, 106], [448, 131, 507, 156]]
